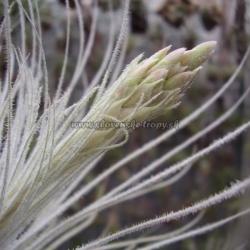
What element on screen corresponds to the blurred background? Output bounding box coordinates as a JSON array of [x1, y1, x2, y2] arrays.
[[1, 0, 250, 249]]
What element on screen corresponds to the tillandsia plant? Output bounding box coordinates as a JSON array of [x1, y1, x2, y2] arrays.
[[0, 0, 250, 250]]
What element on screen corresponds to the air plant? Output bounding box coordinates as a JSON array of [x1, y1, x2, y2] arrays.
[[0, 0, 250, 250]]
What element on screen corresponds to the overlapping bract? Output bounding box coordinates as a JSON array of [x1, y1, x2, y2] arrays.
[[105, 41, 216, 123]]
